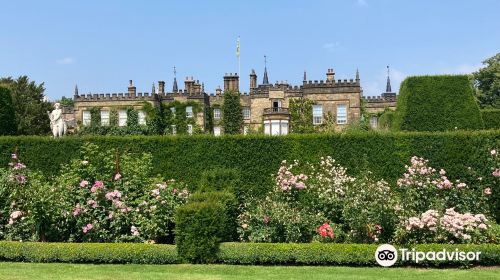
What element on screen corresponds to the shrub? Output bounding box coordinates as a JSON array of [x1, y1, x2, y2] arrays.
[[378, 109, 394, 130], [0, 241, 178, 264], [188, 191, 239, 241], [175, 201, 226, 263], [0, 87, 16, 135], [481, 109, 500, 129], [393, 75, 484, 131], [217, 242, 500, 267]]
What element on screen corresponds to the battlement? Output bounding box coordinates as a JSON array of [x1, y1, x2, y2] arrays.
[[363, 95, 397, 102], [303, 78, 360, 88]]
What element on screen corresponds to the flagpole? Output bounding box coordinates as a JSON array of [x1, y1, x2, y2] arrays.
[[237, 36, 240, 92]]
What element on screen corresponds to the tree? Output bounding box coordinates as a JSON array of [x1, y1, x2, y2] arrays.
[[222, 91, 243, 134], [474, 53, 500, 108], [289, 97, 315, 133], [58, 96, 74, 107], [0, 76, 52, 135], [0, 86, 17, 135]]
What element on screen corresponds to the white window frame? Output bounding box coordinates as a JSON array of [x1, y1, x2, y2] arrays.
[[313, 105, 323, 125], [187, 124, 193, 135], [336, 104, 347, 124], [186, 106, 193, 118], [138, 110, 146, 125], [100, 110, 110, 126], [243, 107, 251, 119], [214, 126, 221, 136], [243, 126, 249, 135], [118, 110, 127, 127], [82, 110, 91, 126], [214, 108, 221, 120], [171, 125, 177, 135], [170, 107, 176, 116], [370, 116, 378, 129]]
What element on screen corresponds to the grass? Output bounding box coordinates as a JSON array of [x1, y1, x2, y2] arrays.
[[0, 262, 498, 280]]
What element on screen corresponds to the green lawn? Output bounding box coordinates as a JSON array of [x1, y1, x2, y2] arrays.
[[0, 263, 498, 280]]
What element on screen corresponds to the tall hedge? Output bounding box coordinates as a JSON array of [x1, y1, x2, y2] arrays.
[[0, 87, 16, 135], [393, 75, 484, 131], [0, 132, 499, 199], [482, 109, 500, 130]]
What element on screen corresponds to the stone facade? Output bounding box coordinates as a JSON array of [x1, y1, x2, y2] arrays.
[[70, 67, 397, 134]]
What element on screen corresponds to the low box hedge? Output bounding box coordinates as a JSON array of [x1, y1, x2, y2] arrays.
[[216, 243, 500, 267], [0, 242, 498, 267], [0, 242, 178, 264]]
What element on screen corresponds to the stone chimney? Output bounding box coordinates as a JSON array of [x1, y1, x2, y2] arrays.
[[215, 86, 222, 96], [249, 69, 257, 89], [326, 68, 335, 82], [223, 73, 239, 92], [158, 81, 165, 94], [184, 76, 195, 94], [128, 80, 136, 96]]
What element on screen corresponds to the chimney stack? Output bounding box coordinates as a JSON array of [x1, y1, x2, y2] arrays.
[[326, 68, 335, 82], [249, 69, 257, 89], [158, 81, 165, 94], [128, 80, 136, 96], [223, 73, 239, 92]]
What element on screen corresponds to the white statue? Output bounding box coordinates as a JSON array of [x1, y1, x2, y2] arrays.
[[48, 103, 67, 137]]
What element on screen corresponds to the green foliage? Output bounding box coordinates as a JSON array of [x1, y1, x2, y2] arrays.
[[289, 98, 315, 133], [0, 131, 499, 204], [0, 76, 52, 135], [89, 107, 101, 128], [222, 91, 243, 134], [0, 241, 178, 264], [175, 201, 226, 263], [474, 53, 500, 108], [126, 107, 139, 127], [189, 191, 239, 241], [393, 75, 484, 131], [217, 242, 500, 266], [0, 87, 16, 135], [198, 168, 242, 196], [481, 109, 500, 129], [378, 109, 395, 130], [58, 96, 74, 107]]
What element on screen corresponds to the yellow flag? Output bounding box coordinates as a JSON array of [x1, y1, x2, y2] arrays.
[[236, 36, 240, 57]]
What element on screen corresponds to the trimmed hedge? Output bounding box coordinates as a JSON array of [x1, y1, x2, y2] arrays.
[[482, 109, 500, 129], [0, 132, 499, 200], [0, 242, 498, 267], [393, 75, 484, 131], [217, 243, 500, 267], [0, 242, 177, 264], [175, 201, 226, 263]]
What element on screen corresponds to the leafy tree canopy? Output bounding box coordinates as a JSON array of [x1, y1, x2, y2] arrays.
[[474, 53, 500, 108]]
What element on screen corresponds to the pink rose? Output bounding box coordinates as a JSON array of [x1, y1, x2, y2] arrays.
[[80, 180, 89, 188], [114, 173, 122, 181], [484, 188, 492, 195]]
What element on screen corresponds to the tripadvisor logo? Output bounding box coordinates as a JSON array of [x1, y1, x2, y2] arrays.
[[375, 244, 482, 267]]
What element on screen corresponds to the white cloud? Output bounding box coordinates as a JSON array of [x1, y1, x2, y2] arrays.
[[356, 0, 368, 7], [322, 42, 340, 52], [56, 57, 76, 65], [442, 63, 482, 74]]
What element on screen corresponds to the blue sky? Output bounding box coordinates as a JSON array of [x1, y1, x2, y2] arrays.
[[1, 0, 499, 100]]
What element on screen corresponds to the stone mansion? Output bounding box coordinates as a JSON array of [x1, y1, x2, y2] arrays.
[[69, 66, 397, 135]]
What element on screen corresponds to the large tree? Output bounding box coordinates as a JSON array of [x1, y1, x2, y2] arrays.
[[222, 90, 243, 134], [473, 53, 500, 108], [0, 76, 52, 135], [0, 86, 17, 135]]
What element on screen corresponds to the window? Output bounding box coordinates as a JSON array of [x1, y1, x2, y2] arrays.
[[118, 110, 127, 127], [280, 120, 289, 135], [186, 106, 193, 118], [243, 107, 250, 119], [82, 110, 91, 126], [171, 125, 177, 135], [370, 116, 378, 129], [243, 126, 249, 135], [264, 121, 271, 135], [313, 105, 323, 125], [214, 108, 221, 120], [100, 110, 109, 126], [170, 107, 176, 116], [336, 104, 347, 124], [264, 120, 288, 136], [138, 110, 146, 125], [214, 126, 221, 136], [187, 124, 193, 135]]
